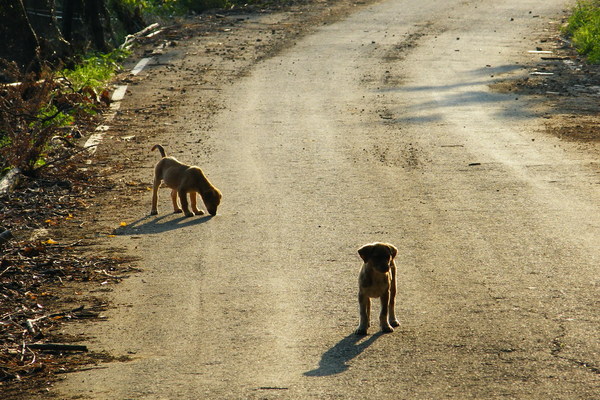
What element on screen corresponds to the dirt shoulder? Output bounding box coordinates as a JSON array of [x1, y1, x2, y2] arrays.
[[490, 16, 600, 154], [2, 1, 599, 398]]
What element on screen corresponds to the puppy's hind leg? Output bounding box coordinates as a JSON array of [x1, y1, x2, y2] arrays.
[[150, 177, 161, 215], [171, 189, 183, 214]]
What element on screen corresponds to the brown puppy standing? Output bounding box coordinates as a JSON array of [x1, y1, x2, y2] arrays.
[[355, 242, 400, 335], [150, 144, 222, 217]]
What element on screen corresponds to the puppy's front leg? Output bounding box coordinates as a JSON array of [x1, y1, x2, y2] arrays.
[[171, 189, 183, 213], [355, 293, 370, 335], [379, 290, 394, 333], [178, 189, 194, 217], [189, 192, 205, 215], [388, 263, 400, 327]]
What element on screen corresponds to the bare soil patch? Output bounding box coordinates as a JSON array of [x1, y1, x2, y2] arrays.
[[490, 19, 600, 150]]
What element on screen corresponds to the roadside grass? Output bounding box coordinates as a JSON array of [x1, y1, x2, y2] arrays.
[[0, 50, 128, 176], [563, 0, 600, 63], [62, 50, 129, 92]]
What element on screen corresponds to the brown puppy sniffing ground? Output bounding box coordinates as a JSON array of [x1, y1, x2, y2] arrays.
[[150, 144, 222, 217]]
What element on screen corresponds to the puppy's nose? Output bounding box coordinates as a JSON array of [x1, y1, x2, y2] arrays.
[[377, 264, 390, 273]]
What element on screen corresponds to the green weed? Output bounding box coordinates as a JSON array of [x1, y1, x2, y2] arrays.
[[62, 49, 129, 92], [120, 0, 186, 16], [564, 1, 600, 63], [123, 0, 276, 16], [180, 0, 230, 13], [0, 50, 128, 176], [35, 104, 76, 130]]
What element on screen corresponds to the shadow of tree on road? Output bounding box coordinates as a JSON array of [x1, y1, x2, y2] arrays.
[[304, 332, 384, 377], [374, 64, 546, 125]]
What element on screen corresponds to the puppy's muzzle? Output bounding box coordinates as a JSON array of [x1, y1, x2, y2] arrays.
[[375, 263, 391, 273], [206, 201, 219, 216]]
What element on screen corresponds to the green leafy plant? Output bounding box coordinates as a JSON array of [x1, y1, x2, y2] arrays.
[[120, 0, 270, 16], [564, 1, 600, 63], [180, 0, 230, 13], [0, 50, 127, 176], [0, 64, 65, 175], [62, 49, 129, 93], [119, 0, 185, 16], [36, 104, 76, 129]]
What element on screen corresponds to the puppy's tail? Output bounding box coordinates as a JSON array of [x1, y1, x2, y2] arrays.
[[151, 144, 166, 158]]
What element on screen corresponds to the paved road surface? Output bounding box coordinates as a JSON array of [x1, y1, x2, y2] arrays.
[[59, 0, 599, 398]]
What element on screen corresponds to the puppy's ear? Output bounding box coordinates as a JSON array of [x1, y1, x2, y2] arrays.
[[358, 244, 375, 262], [387, 244, 398, 259]]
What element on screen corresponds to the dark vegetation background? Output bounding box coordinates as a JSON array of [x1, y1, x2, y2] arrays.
[[0, 0, 261, 74]]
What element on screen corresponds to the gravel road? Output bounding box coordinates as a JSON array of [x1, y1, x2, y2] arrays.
[[55, 0, 599, 398]]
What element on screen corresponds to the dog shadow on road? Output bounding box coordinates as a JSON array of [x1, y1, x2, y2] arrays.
[[304, 332, 384, 377], [115, 214, 214, 235]]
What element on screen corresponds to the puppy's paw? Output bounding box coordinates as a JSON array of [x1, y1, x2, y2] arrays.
[[390, 319, 400, 328], [354, 327, 368, 336], [150, 210, 158, 215], [381, 324, 394, 333], [173, 209, 183, 214], [193, 210, 205, 216]]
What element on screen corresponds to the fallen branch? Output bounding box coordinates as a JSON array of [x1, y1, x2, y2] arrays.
[[27, 343, 88, 352], [120, 23, 161, 49]]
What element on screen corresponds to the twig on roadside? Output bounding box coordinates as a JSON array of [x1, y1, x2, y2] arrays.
[[0, 265, 13, 277], [25, 319, 37, 335]]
